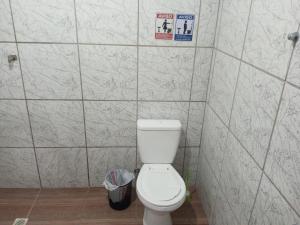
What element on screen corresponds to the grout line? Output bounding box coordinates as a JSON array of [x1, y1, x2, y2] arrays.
[[194, 0, 222, 182], [0, 145, 201, 149], [73, 0, 90, 187], [26, 188, 41, 218], [247, 25, 300, 223], [182, 0, 203, 175], [227, 0, 254, 129], [0, 98, 207, 103], [201, 146, 241, 225], [214, 47, 292, 86], [8, 0, 42, 188], [135, 0, 140, 169], [0, 40, 214, 48]]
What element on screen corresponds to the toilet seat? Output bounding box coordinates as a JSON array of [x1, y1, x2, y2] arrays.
[[137, 164, 186, 212]]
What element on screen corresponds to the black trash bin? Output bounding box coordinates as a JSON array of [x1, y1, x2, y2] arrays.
[[104, 169, 134, 210]]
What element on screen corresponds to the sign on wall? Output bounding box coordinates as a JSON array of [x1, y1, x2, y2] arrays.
[[155, 13, 174, 40], [174, 14, 195, 41]]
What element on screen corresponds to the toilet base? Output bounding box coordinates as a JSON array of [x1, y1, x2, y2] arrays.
[[143, 207, 172, 225]]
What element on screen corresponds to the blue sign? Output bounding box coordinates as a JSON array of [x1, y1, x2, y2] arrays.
[[174, 14, 195, 41]]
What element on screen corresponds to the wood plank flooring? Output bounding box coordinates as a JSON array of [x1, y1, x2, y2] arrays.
[[0, 188, 208, 225]]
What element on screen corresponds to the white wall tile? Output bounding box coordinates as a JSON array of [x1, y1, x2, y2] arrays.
[[191, 48, 213, 101], [209, 51, 240, 125], [249, 175, 300, 225], [80, 45, 137, 100], [19, 44, 81, 99], [85, 101, 136, 147], [0, 0, 15, 41], [138, 101, 189, 146], [219, 132, 262, 225], [187, 102, 205, 146], [139, 47, 194, 101], [197, 0, 219, 47], [88, 147, 136, 187], [76, 0, 138, 45], [201, 106, 228, 181], [36, 148, 88, 188], [11, 0, 76, 42], [183, 147, 200, 186], [172, 147, 185, 175], [243, 0, 298, 79], [216, 0, 251, 58], [0, 100, 33, 147], [287, 41, 300, 87], [230, 63, 283, 167], [28, 101, 85, 147], [265, 84, 300, 213], [197, 155, 219, 223], [0, 148, 40, 188], [139, 0, 200, 46], [0, 43, 24, 99], [211, 188, 239, 225]]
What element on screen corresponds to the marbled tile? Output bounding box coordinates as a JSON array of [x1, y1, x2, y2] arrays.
[[219, 132, 262, 225], [85, 101, 136, 147], [191, 48, 213, 101], [0, 100, 33, 147], [88, 147, 136, 187], [216, 0, 251, 58], [265, 84, 300, 213], [80, 45, 137, 100], [138, 101, 189, 146], [209, 51, 240, 125], [28, 101, 85, 147], [139, 47, 194, 101], [249, 175, 300, 225], [36, 148, 88, 188], [186, 102, 205, 147], [76, 0, 138, 45], [184, 147, 200, 186], [230, 63, 283, 167], [0, 43, 24, 99], [211, 188, 239, 225], [173, 147, 185, 175], [0, 0, 14, 41], [287, 41, 300, 87], [197, 0, 219, 47], [243, 0, 298, 79], [19, 44, 81, 99], [139, 0, 200, 46], [197, 154, 218, 223], [201, 105, 228, 181], [0, 148, 39, 188], [11, 0, 76, 42]]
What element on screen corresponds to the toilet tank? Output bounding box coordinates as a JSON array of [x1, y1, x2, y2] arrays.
[[137, 119, 182, 164]]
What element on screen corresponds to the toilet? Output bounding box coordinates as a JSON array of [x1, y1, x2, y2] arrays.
[[136, 119, 186, 225]]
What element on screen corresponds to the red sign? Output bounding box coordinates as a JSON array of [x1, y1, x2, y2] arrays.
[[155, 13, 174, 40]]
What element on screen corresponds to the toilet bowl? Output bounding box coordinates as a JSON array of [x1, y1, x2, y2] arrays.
[[136, 164, 186, 225], [136, 119, 186, 225]]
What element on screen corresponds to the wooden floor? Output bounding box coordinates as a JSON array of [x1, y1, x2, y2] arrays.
[[0, 187, 208, 225]]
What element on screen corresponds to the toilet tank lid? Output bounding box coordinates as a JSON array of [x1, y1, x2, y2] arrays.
[[137, 119, 181, 131]]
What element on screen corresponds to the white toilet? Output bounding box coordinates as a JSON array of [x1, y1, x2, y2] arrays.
[[136, 119, 186, 225]]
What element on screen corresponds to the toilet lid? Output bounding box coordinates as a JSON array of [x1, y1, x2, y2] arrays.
[[141, 165, 181, 202]]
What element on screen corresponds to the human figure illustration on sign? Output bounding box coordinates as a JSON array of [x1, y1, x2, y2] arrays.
[[183, 21, 187, 34], [162, 19, 170, 33]]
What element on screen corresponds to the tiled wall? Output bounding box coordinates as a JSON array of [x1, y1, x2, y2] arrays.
[[0, 0, 219, 188], [197, 0, 300, 224]]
